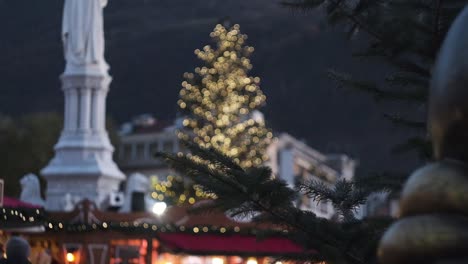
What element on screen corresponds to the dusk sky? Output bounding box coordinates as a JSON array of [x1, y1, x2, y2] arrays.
[[0, 0, 424, 175]]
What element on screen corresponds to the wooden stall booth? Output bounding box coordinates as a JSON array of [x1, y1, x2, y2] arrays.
[[2, 200, 314, 264]]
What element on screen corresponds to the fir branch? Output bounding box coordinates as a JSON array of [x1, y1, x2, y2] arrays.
[[282, 0, 386, 42], [298, 171, 406, 223], [328, 70, 427, 103], [158, 144, 372, 264], [382, 114, 426, 130], [281, 0, 462, 164], [391, 136, 432, 160], [298, 179, 366, 222], [356, 172, 407, 195], [385, 73, 429, 89], [386, 58, 431, 78]]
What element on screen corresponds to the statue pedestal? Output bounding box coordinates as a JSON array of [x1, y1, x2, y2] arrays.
[[42, 74, 125, 211]]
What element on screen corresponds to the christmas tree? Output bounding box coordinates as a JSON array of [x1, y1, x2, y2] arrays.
[[153, 24, 272, 206], [177, 24, 272, 168]]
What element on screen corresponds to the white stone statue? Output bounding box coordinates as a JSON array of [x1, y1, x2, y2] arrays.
[[20, 174, 45, 207], [62, 0, 109, 74], [120, 173, 150, 212]]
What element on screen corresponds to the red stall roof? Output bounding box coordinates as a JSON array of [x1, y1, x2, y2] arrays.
[[158, 233, 315, 256], [3, 196, 42, 208]]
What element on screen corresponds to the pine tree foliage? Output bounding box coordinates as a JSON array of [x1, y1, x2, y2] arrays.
[[298, 172, 405, 222], [283, 0, 467, 157], [177, 24, 273, 168], [158, 142, 394, 264]]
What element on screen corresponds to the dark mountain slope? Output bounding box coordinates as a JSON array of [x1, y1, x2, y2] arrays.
[[0, 0, 422, 174]]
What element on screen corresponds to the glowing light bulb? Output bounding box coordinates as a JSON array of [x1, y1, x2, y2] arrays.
[[66, 252, 75, 262], [212, 257, 224, 264], [246, 258, 257, 264]]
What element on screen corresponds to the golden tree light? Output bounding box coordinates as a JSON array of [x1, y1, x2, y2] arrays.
[[178, 24, 272, 169]]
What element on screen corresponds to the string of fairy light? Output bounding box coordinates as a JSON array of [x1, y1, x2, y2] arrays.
[[177, 24, 273, 169], [0, 208, 45, 224], [43, 221, 287, 236], [0, 207, 292, 237]]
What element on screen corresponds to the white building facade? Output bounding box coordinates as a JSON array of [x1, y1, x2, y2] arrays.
[[266, 133, 357, 219], [118, 115, 183, 179]]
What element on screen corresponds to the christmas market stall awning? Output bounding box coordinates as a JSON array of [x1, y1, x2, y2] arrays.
[[15, 200, 316, 258], [155, 205, 315, 257], [0, 196, 46, 232], [3, 197, 42, 209], [157, 232, 313, 257]]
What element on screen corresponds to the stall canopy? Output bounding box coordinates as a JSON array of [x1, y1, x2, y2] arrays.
[[1, 200, 316, 258], [1, 196, 45, 231], [3, 196, 42, 208], [158, 233, 313, 256], [156, 205, 314, 257]]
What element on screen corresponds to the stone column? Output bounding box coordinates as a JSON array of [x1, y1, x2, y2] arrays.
[[68, 88, 78, 131], [91, 89, 99, 132], [64, 89, 71, 131], [98, 89, 108, 131], [79, 88, 91, 131]]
